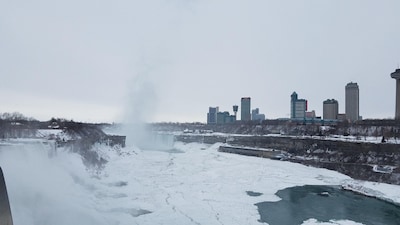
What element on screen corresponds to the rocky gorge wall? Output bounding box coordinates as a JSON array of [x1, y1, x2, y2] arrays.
[[175, 134, 400, 184]]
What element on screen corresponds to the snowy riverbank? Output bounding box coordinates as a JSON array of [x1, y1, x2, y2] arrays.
[[342, 179, 400, 205]]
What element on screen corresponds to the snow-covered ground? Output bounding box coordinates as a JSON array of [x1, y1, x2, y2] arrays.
[[0, 140, 399, 225]]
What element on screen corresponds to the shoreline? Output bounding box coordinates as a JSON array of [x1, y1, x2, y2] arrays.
[[341, 180, 400, 206]]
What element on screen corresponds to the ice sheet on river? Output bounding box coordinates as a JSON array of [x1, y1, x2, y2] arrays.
[[1, 141, 399, 225]]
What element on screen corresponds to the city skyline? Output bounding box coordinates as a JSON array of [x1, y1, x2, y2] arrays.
[[1, 1, 400, 123], [208, 81, 360, 123]]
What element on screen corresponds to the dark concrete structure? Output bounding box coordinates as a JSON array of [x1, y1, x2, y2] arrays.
[[0, 167, 13, 225]]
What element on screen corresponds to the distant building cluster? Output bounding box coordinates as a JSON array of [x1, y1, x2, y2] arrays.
[[207, 107, 236, 125], [207, 97, 265, 124], [207, 68, 400, 123], [291, 82, 360, 122], [252, 108, 265, 121]]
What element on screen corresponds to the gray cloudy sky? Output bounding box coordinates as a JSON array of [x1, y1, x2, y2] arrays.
[[1, 0, 400, 123]]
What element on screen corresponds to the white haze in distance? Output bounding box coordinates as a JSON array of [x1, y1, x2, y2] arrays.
[[1, 0, 400, 122]]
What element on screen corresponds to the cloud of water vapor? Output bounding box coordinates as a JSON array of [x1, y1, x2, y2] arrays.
[[121, 62, 176, 150], [0, 143, 111, 225], [122, 69, 159, 148], [125, 73, 158, 124]]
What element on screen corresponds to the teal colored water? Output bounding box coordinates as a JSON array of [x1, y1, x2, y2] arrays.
[[255, 185, 400, 225]]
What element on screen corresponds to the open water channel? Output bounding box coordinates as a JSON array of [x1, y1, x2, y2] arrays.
[[255, 185, 400, 225]]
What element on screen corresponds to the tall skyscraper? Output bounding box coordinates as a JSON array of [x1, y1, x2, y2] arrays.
[[345, 82, 359, 122], [241, 97, 251, 121], [391, 68, 400, 119], [290, 92, 307, 119], [323, 99, 339, 120], [207, 107, 219, 124]]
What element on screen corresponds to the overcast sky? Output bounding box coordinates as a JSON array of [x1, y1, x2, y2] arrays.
[[1, 0, 400, 123]]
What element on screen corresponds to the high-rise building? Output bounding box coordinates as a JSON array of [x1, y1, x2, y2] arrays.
[[290, 92, 307, 119], [207, 107, 219, 124], [252, 108, 265, 121], [323, 99, 339, 120], [241, 97, 251, 121], [216, 112, 229, 124], [391, 68, 400, 119], [217, 111, 236, 124], [345, 82, 359, 122]]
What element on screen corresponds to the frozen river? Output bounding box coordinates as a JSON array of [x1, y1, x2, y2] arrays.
[[0, 140, 399, 225]]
